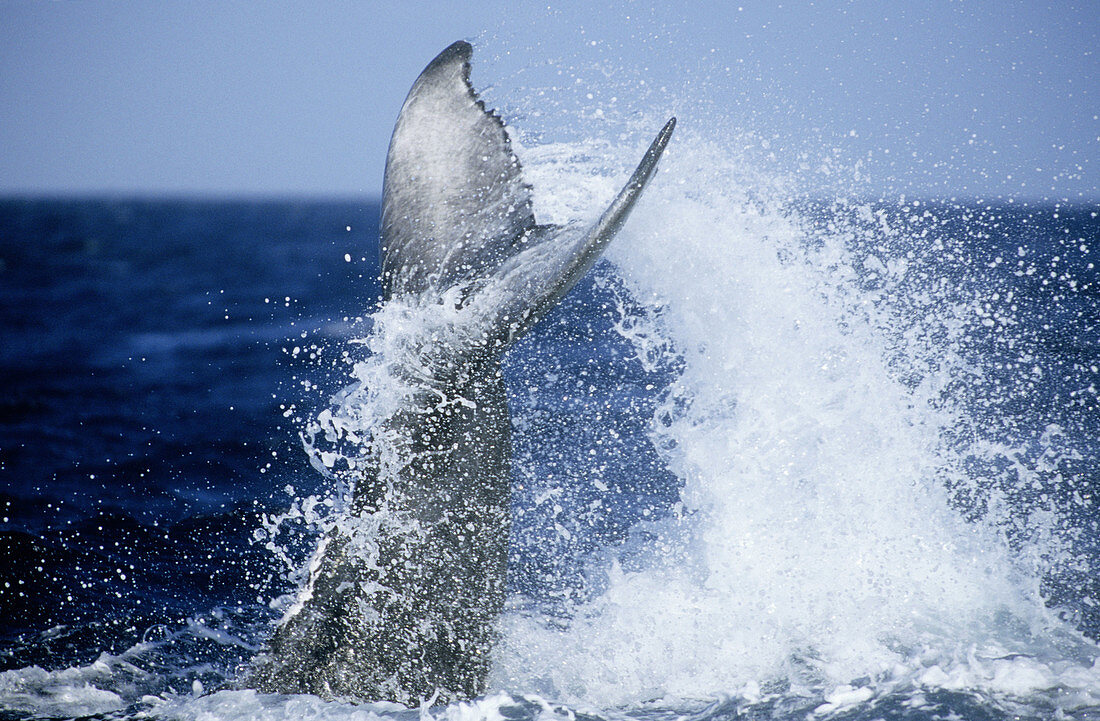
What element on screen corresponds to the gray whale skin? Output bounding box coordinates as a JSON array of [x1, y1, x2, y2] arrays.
[[250, 40, 674, 705]]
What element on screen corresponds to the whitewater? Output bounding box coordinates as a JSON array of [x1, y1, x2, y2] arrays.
[[492, 128, 1100, 715]]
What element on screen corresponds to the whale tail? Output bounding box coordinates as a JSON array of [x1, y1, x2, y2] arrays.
[[251, 41, 673, 704], [382, 40, 675, 345]]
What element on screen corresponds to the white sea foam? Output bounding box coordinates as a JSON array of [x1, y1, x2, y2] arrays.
[[147, 689, 575, 721], [491, 125, 1100, 710], [0, 663, 125, 718]]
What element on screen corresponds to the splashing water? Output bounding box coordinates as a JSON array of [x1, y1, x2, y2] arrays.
[[482, 126, 1100, 712]]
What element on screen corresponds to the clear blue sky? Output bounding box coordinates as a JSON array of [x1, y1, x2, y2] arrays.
[[1, 1, 1096, 200]]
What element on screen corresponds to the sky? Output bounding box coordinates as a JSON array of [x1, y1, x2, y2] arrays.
[[1, 1, 1097, 201]]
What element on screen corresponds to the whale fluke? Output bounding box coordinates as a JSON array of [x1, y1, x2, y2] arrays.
[[250, 40, 674, 705], [381, 40, 538, 301]]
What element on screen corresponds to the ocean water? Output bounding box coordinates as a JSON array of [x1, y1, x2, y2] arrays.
[[1, 135, 1099, 719]]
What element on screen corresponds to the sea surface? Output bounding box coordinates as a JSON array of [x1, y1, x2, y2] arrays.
[[1, 164, 1098, 718]]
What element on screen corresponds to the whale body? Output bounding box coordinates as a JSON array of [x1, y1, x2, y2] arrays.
[[251, 41, 674, 704]]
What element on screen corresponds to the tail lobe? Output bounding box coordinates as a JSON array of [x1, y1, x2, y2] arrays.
[[380, 41, 675, 350]]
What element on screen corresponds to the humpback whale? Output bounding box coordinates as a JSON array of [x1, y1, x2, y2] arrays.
[[251, 41, 674, 704]]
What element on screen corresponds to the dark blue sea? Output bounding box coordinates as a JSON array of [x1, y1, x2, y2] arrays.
[[1, 191, 1098, 720]]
